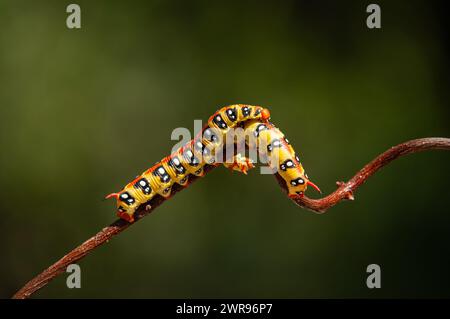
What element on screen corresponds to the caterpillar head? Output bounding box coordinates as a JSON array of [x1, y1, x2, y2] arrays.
[[288, 174, 321, 198], [261, 108, 271, 121], [105, 191, 138, 222]]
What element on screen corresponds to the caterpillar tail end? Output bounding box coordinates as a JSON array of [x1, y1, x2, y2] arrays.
[[105, 193, 119, 200], [307, 180, 322, 194]]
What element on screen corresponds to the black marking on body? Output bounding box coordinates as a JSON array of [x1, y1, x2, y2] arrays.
[[203, 128, 218, 143], [168, 156, 186, 175], [290, 177, 305, 186], [241, 106, 251, 117], [194, 140, 205, 154], [254, 124, 268, 138], [153, 166, 171, 183], [226, 107, 237, 122], [267, 139, 282, 152], [213, 114, 228, 129], [183, 149, 200, 167], [279, 159, 296, 171], [119, 192, 135, 205], [203, 146, 215, 164], [134, 178, 152, 195], [194, 140, 214, 163]]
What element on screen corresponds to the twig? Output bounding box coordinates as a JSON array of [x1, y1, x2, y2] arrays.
[[11, 166, 216, 299], [12, 137, 450, 299], [277, 137, 450, 212]]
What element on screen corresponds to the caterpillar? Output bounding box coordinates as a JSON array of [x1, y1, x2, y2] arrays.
[[106, 104, 321, 222]]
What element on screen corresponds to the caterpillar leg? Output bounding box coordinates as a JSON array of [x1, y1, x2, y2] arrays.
[[223, 154, 255, 175], [288, 193, 304, 200]]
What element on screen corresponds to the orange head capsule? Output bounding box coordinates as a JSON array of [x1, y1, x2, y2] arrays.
[[261, 108, 271, 121]]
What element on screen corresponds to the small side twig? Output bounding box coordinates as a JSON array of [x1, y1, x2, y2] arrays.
[[12, 137, 450, 299]]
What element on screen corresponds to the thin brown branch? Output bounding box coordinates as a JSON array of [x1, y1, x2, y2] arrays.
[[277, 137, 450, 212], [12, 137, 450, 299], [12, 166, 216, 299]]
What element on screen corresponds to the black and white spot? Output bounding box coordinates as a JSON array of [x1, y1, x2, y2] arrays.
[[241, 106, 251, 117], [267, 139, 282, 152], [183, 149, 200, 167], [134, 178, 152, 195], [153, 166, 171, 183], [169, 156, 186, 175], [194, 140, 212, 159], [254, 124, 268, 138], [280, 159, 296, 171], [203, 128, 218, 143], [226, 107, 237, 122], [213, 114, 228, 129], [254, 108, 261, 116], [119, 192, 135, 205], [194, 140, 205, 153], [290, 178, 305, 186], [202, 146, 215, 163]]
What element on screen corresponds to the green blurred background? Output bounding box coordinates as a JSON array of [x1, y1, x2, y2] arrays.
[[1, 0, 449, 298]]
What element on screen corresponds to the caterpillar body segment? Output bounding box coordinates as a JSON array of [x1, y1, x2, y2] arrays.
[[107, 104, 272, 222]]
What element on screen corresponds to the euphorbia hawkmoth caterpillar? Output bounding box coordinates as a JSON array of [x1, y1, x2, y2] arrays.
[[106, 105, 321, 222]]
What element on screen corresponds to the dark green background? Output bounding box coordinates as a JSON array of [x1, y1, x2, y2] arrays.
[[1, 0, 449, 298]]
